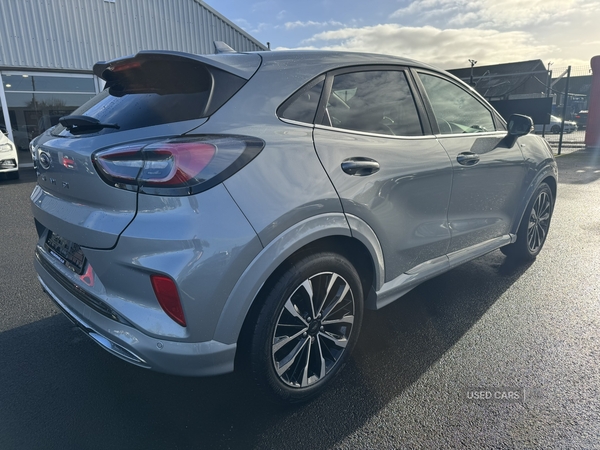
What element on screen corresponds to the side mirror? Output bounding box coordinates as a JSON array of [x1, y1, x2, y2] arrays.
[[507, 114, 533, 137]]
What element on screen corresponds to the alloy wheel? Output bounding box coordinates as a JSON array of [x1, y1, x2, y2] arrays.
[[527, 190, 551, 253], [271, 271, 356, 388]]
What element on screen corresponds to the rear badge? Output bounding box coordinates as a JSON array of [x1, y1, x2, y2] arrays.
[[39, 151, 51, 170]]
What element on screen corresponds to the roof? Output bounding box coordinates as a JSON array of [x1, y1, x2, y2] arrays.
[[448, 60, 547, 98], [448, 60, 546, 79], [256, 49, 444, 73], [552, 75, 593, 96]]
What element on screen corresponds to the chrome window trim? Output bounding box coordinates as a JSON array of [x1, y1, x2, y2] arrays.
[[313, 123, 438, 140], [279, 117, 315, 128], [432, 130, 508, 139]]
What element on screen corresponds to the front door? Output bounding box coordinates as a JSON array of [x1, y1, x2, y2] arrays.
[[415, 71, 528, 253]]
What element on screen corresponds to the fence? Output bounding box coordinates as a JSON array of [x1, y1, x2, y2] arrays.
[[460, 63, 592, 154], [545, 64, 591, 153]]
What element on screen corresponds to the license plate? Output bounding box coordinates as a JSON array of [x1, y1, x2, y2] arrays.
[[45, 231, 86, 275]]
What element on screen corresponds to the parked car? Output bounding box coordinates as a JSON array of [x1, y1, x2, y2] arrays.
[[534, 115, 577, 134], [0, 125, 30, 150], [31, 49, 557, 403], [0, 130, 19, 179], [574, 110, 588, 129]]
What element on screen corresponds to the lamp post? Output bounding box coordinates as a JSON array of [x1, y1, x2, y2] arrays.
[[469, 59, 477, 86]]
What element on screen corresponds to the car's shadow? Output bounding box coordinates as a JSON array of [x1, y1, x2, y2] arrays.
[[0, 167, 37, 184], [0, 251, 532, 450]]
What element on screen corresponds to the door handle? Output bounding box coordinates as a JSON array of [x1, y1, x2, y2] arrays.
[[341, 157, 380, 176], [456, 152, 480, 166]]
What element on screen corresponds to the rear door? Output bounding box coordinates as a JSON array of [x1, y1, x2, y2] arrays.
[[312, 67, 453, 281], [413, 70, 528, 253]]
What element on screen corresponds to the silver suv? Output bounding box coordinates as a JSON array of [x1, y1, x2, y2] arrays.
[[31, 49, 557, 403]]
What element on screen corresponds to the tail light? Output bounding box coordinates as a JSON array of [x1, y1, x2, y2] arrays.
[[93, 135, 264, 196], [151, 274, 186, 327]]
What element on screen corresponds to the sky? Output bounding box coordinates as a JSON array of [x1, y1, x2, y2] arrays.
[[203, 0, 600, 70]]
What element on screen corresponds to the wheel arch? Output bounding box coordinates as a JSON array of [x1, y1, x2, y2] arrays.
[[511, 169, 557, 235], [543, 174, 557, 201], [212, 213, 383, 348]]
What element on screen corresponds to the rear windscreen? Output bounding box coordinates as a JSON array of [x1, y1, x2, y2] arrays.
[[54, 59, 245, 135]]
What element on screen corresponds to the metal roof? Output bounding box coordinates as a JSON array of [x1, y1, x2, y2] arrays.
[[447, 60, 548, 99], [0, 0, 267, 72]]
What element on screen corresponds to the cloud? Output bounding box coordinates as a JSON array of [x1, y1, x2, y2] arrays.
[[270, 0, 598, 68], [390, 0, 597, 29], [252, 22, 271, 33], [231, 18, 271, 35], [284, 20, 344, 29], [291, 24, 558, 69]]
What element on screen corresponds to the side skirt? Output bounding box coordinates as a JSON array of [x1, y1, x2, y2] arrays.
[[368, 233, 516, 310]]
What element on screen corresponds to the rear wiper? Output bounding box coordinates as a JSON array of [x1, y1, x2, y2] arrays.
[[59, 115, 120, 134]]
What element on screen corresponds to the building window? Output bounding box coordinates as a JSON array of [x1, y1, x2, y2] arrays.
[[1, 72, 96, 154]]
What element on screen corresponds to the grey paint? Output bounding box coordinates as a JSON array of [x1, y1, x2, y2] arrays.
[[31, 119, 207, 249], [36, 272, 237, 376], [104, 185, 263, 342], [38, 183, 263, 343], [0, 0, 266, 71], [314, 127, 453, 281], [510, 134, 558, 234], [196, 55, 346, 247], [222, 131, 344, 246], [372, 234, 514, 310], [345, 214, 385, 290], [30, 49, 558, 377], [213, 213, 352, 344], [437, 131, 528, 253]]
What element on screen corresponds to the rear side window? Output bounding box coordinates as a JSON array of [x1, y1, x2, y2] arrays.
[[278, 77, 324, 124], [322, 70, 423, 136], [54, 58, 245, 135]]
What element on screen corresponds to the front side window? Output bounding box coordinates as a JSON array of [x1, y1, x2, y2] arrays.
[[323, 70, 423, 136], [418, 73, 496, 134]]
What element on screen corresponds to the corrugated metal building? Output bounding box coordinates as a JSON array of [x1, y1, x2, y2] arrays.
[[0, 0, 266, 163]]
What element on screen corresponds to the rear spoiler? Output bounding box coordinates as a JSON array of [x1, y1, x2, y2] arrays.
[[93, 50, 261, 81]]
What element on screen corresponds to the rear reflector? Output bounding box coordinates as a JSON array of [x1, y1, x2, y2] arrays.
[[151, 275, 186, 327]]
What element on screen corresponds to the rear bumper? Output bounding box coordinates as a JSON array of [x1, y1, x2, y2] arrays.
[[35, 257, 237, 376]]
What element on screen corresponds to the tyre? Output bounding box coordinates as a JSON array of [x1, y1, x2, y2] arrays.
[[501, 182, 553, 261], [248, 252, 363, 403], [551, 125, 561, 134]]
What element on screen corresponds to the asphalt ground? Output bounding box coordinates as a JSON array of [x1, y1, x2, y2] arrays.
[[0, 149, 599, 449]]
